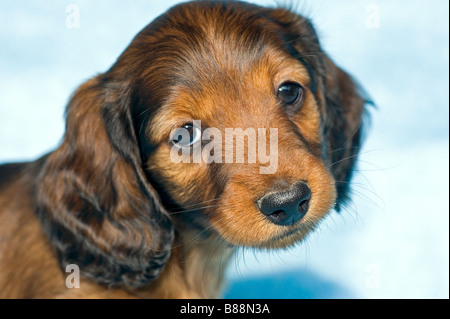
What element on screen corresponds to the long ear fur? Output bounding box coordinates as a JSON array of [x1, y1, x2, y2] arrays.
[[322, 57, 367, 209], [36, 76, 174, 287]]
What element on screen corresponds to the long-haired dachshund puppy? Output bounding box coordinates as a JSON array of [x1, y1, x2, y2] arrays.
[[0, 0, 367, 298]]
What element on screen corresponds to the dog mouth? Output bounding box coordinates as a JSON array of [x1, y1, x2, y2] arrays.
[[272, 227, 306, 241], [209, 211, 318, 249], [259, 222, 317, 248], [176, 186, 331, 249]]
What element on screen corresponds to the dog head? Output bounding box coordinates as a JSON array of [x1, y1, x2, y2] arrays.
[[37, 1, 367, 287]]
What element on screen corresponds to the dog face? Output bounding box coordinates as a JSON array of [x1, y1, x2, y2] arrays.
[[37, 1, 366, 288], [138, 10, 336, 248]]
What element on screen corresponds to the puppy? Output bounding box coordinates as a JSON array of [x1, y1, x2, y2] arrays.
[[0, 0, 367, 298]]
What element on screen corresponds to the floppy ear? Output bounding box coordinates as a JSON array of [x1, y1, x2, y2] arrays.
[[320, 56, 368, 209], [36, 76, 174, 287]]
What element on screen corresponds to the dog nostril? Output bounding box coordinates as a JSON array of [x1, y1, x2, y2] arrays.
[[268, 210, 287, 224], [299, 198, 310, 212], [257, 182, 311, 226]]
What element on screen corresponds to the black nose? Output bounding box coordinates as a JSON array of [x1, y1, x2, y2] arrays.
[[256, 182, 311, 226]]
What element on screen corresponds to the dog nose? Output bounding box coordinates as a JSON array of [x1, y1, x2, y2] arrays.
[[256, 182, 311, 226]]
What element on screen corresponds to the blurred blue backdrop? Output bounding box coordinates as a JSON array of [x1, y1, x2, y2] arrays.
[[0, 0, 448, 299]]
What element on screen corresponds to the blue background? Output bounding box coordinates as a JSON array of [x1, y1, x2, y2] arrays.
[[0, 0, 448, 298]]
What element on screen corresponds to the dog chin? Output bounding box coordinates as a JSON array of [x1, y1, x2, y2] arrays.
[[260, 224, 317, 249], [215, 220, 319, 250]]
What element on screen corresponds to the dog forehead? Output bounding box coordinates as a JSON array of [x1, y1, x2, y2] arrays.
[[135, 3, 291, 72], [125, 2, 318, 98], [140, 2, 313, 140], [147, 52, 309, 143]]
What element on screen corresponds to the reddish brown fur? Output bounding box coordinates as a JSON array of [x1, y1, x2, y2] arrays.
[[0, 1, 367, 298]]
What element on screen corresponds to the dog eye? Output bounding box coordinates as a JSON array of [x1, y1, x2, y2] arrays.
[[171, 123, 201, 147], [277, 82, 303, 105]]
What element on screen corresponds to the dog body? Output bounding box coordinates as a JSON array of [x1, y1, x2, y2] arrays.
[[0, 160, 226, 298], [0, 1, 366, 298]]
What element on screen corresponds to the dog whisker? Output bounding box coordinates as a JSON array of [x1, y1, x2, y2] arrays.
[[170, 198, 221, 211], [168, 204, 221, 215], [329, 149, 377, 168]]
